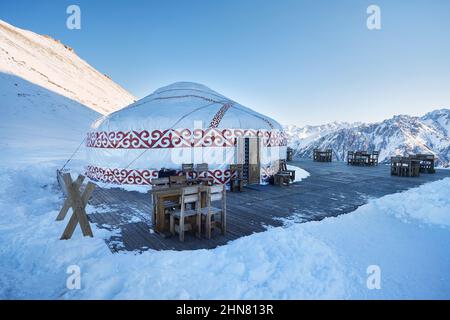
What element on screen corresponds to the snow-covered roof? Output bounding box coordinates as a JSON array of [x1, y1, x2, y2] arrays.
[[92, 82, 283, 132]]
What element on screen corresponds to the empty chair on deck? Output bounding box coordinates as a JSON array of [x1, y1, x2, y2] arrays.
[[370, 151, 379, 166], [169, 175, 187, 187], [347, 151, 355, 165], [201, 185, 226, 239], [279, 159, 295, 182], [182, 163, 195, 183], [229, 164, 245, 192], [196, 163, 212, 185], [170, 186, 201, 241]]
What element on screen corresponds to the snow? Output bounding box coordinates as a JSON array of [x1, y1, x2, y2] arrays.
[[0, 72, 98, 166], [0, 19, 136, 115], [1, 161, 449, 299]]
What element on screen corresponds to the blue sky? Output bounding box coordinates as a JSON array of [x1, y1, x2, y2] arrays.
[[1, 0, 450, 126]]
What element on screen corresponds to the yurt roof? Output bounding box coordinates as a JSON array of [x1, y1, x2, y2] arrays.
[[92, 82, 283, 132]]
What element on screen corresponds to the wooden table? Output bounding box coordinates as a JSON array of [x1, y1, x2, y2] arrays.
[[313, 150, 332, 162], [353, 152, 371, 166], [150, 185, 208, 234], [391, 157, 421, 177]]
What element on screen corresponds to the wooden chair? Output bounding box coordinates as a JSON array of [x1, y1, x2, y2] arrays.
[[170, 186, 201, 241], [201, 185, 226, 239], [150, 177, 180, 225], [229, 164, 244, 192], [370, 151, 379, 166], [169, 175, 187, 187], [347, 151, 354, 165], [414, 154, 435, 173], [286, 147, 293, 161], [313, 148, 319, 161], [279, 159, 295, 182], [399, 159, 409, 177], [196, 163, 213, 185], [182, 163, 196, 183], [274, 172, 290, 186], [409, 159, 421, 177], [325, 149, 333, 162], [390, 156, 401, 176]]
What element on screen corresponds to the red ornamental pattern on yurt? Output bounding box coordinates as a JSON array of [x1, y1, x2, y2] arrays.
[[208, 103, 232, 128], [86, 165, 232, 185], [86, 128, 287, 149]]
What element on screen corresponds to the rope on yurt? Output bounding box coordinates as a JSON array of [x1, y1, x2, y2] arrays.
[[122, 94, 225, 113], [153, 87, 236, 104], [121, 101, 223, 170], [60, 136, 86, 171], [229, 104, 275, 129]]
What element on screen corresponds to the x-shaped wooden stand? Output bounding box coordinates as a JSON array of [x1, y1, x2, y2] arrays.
[[56, 172, 95, 240]]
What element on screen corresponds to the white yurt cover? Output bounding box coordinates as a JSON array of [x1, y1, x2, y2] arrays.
[[85, 82, 287, 185]]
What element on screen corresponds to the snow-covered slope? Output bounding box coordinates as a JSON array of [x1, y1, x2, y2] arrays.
[[0, 72, 99, 165], [287, 109, 450, 166], [0, 19, 136, 115]]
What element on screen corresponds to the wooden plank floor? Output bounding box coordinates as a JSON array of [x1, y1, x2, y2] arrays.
[[87, 159, 450, 252]]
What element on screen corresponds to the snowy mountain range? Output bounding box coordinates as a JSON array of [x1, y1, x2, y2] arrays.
[[0, 19, 136, 164], [286, 109, 450, 167]]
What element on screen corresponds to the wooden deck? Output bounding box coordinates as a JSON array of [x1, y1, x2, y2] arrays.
[[87, 159, 450, 252]]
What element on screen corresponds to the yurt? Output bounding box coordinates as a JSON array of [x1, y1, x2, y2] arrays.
[[85, 82, 287, 186]]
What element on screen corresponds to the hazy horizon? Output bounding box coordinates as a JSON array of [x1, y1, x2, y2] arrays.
[[1, 0, 450, 126]]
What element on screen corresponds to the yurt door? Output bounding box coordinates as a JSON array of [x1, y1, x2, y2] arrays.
[[237, 137, 261, 184], [239, 137, 259, 184]]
